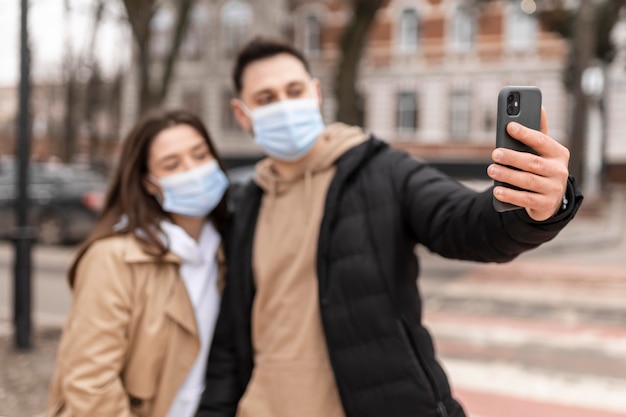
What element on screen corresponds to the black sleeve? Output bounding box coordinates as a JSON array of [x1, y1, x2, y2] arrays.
[[195, 281, 241, 417], [390, 150, 583, 263]]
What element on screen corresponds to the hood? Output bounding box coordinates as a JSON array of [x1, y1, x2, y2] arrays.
[[254, 122, 368, 196]]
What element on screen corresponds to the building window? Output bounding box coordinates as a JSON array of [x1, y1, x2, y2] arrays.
[[506, 0, 537, 51], [221, 0, 253, 56], [181, 3, 208, 60], [222, 90, 239, 132], [150, 8, 174, 59], [397, 8, 419, 53], [397, 91, 418, 133], [450, 7, 475, 52], [304, 14, 322, 56], [450, 90, 471, 138]]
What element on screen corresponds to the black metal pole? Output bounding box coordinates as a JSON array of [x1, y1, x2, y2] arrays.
[[14, 0, 34, 350]]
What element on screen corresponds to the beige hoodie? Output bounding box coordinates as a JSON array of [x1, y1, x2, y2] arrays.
[[235, 123, 367, 417]]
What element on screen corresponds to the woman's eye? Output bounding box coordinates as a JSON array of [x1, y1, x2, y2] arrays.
[[194, 151, 209, 160]]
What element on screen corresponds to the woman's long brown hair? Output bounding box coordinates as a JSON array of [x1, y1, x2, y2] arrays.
[[68, 108, 229, 287]]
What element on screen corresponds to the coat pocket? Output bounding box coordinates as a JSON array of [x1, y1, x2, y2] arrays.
[[126, 391, 155, 417], [397, 318, 449, 417], [126, 378, 157, 417]]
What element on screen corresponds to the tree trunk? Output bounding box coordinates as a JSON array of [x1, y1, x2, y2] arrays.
[[334, 0, 384, 125], [62, 0, 76, 163], [63, 75, 77, 163], [85, 1, 105, 166], [122, 0, 195, 115], [159, 0, 194, 103]]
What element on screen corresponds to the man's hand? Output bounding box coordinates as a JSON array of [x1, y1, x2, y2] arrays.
[[487, 107, 570, 222]]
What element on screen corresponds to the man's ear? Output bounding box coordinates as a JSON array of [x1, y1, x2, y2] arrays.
[[312, 78, 323, 106], [231, 99, 253, 132]]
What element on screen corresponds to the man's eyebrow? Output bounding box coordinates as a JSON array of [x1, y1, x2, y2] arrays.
[[252, 88, 274, 99], [286, 80, 308, 89]]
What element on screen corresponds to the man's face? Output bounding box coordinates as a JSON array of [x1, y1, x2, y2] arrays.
[[232, 53, 321, 132]]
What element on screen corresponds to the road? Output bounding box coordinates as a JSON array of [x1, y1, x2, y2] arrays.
[[418, 186, 626, 416], [1, 186, 625, 417], [0, 242, 73, 333]]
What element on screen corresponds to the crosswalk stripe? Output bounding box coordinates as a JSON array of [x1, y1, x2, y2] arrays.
[[443, 358, 626, 414], [424, 311, 626, 359]]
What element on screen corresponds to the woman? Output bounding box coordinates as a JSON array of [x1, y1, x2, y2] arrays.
[[46, 109, 230, 417]]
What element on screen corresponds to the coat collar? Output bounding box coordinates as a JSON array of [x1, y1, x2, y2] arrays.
[[122, 235, 181, 264], [121, 236, 197, 335], [165, 277, 198, 336]]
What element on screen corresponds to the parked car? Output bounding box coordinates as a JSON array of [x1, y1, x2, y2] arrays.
[[0, 161, 108, 245]]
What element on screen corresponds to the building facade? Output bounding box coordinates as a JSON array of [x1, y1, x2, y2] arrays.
[[122, 0, 626, 176], [292, 0, 570, 161], [606, 11, 626, 174]]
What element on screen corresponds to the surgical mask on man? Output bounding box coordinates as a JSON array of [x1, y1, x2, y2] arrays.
[[152, 160, 228, 218], [240, 94, 325, 161]]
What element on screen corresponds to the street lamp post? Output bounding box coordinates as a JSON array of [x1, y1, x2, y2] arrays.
[[581, 64, 607, 200], [14, 0, 35, 349]]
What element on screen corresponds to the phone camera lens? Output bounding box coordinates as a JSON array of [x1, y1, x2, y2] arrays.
[[507, 94, 514, 102], [507, 104, 515, 115]]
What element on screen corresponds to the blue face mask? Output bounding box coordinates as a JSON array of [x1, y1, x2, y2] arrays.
[[243, 97, 325, 161], [153, 160, 228, 218]]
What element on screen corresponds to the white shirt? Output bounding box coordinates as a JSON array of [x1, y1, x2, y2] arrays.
[[161, 221, 221, 417]]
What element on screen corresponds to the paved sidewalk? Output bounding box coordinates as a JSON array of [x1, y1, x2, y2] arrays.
[[419, 185, 626, 417]]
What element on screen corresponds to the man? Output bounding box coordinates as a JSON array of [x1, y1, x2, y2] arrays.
[[197, 38, 582, 417]]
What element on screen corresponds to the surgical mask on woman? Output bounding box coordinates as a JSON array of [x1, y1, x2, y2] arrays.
[[241, 95, 325, 161], [152, 160, 228, 218]]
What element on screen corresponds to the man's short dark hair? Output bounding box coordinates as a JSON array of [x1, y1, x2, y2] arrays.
[[232, 37, 312, 95]]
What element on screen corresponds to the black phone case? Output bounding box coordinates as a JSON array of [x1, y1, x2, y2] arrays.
[[493, 86, 542, 212]]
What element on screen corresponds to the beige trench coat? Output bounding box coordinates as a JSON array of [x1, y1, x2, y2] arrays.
[[46, 233, 223, 417]]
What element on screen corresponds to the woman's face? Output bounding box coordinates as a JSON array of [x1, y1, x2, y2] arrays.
[[144, 124, 216, 194]]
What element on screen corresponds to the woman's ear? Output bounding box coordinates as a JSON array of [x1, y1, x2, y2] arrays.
[[143, 176, 161, 199]]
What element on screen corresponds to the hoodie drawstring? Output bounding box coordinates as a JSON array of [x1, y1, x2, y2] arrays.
[[304, 169, 313, 225]]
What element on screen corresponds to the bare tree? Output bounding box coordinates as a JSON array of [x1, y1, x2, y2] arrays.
[[334, 0, 385, 125], [61, 0, 108, 163], [121, 0, 195, 114], [84, 1, 106, 166]]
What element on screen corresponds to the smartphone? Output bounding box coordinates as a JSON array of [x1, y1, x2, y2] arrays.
[[493, 86, 542, 212]]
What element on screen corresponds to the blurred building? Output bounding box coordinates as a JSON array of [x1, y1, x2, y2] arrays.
[[606, 11, 626, 181], [120, 0, 289, 162], [121, 0, 626, 179], [128, 0, 569, 162], [292, 0, 570, 163]]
